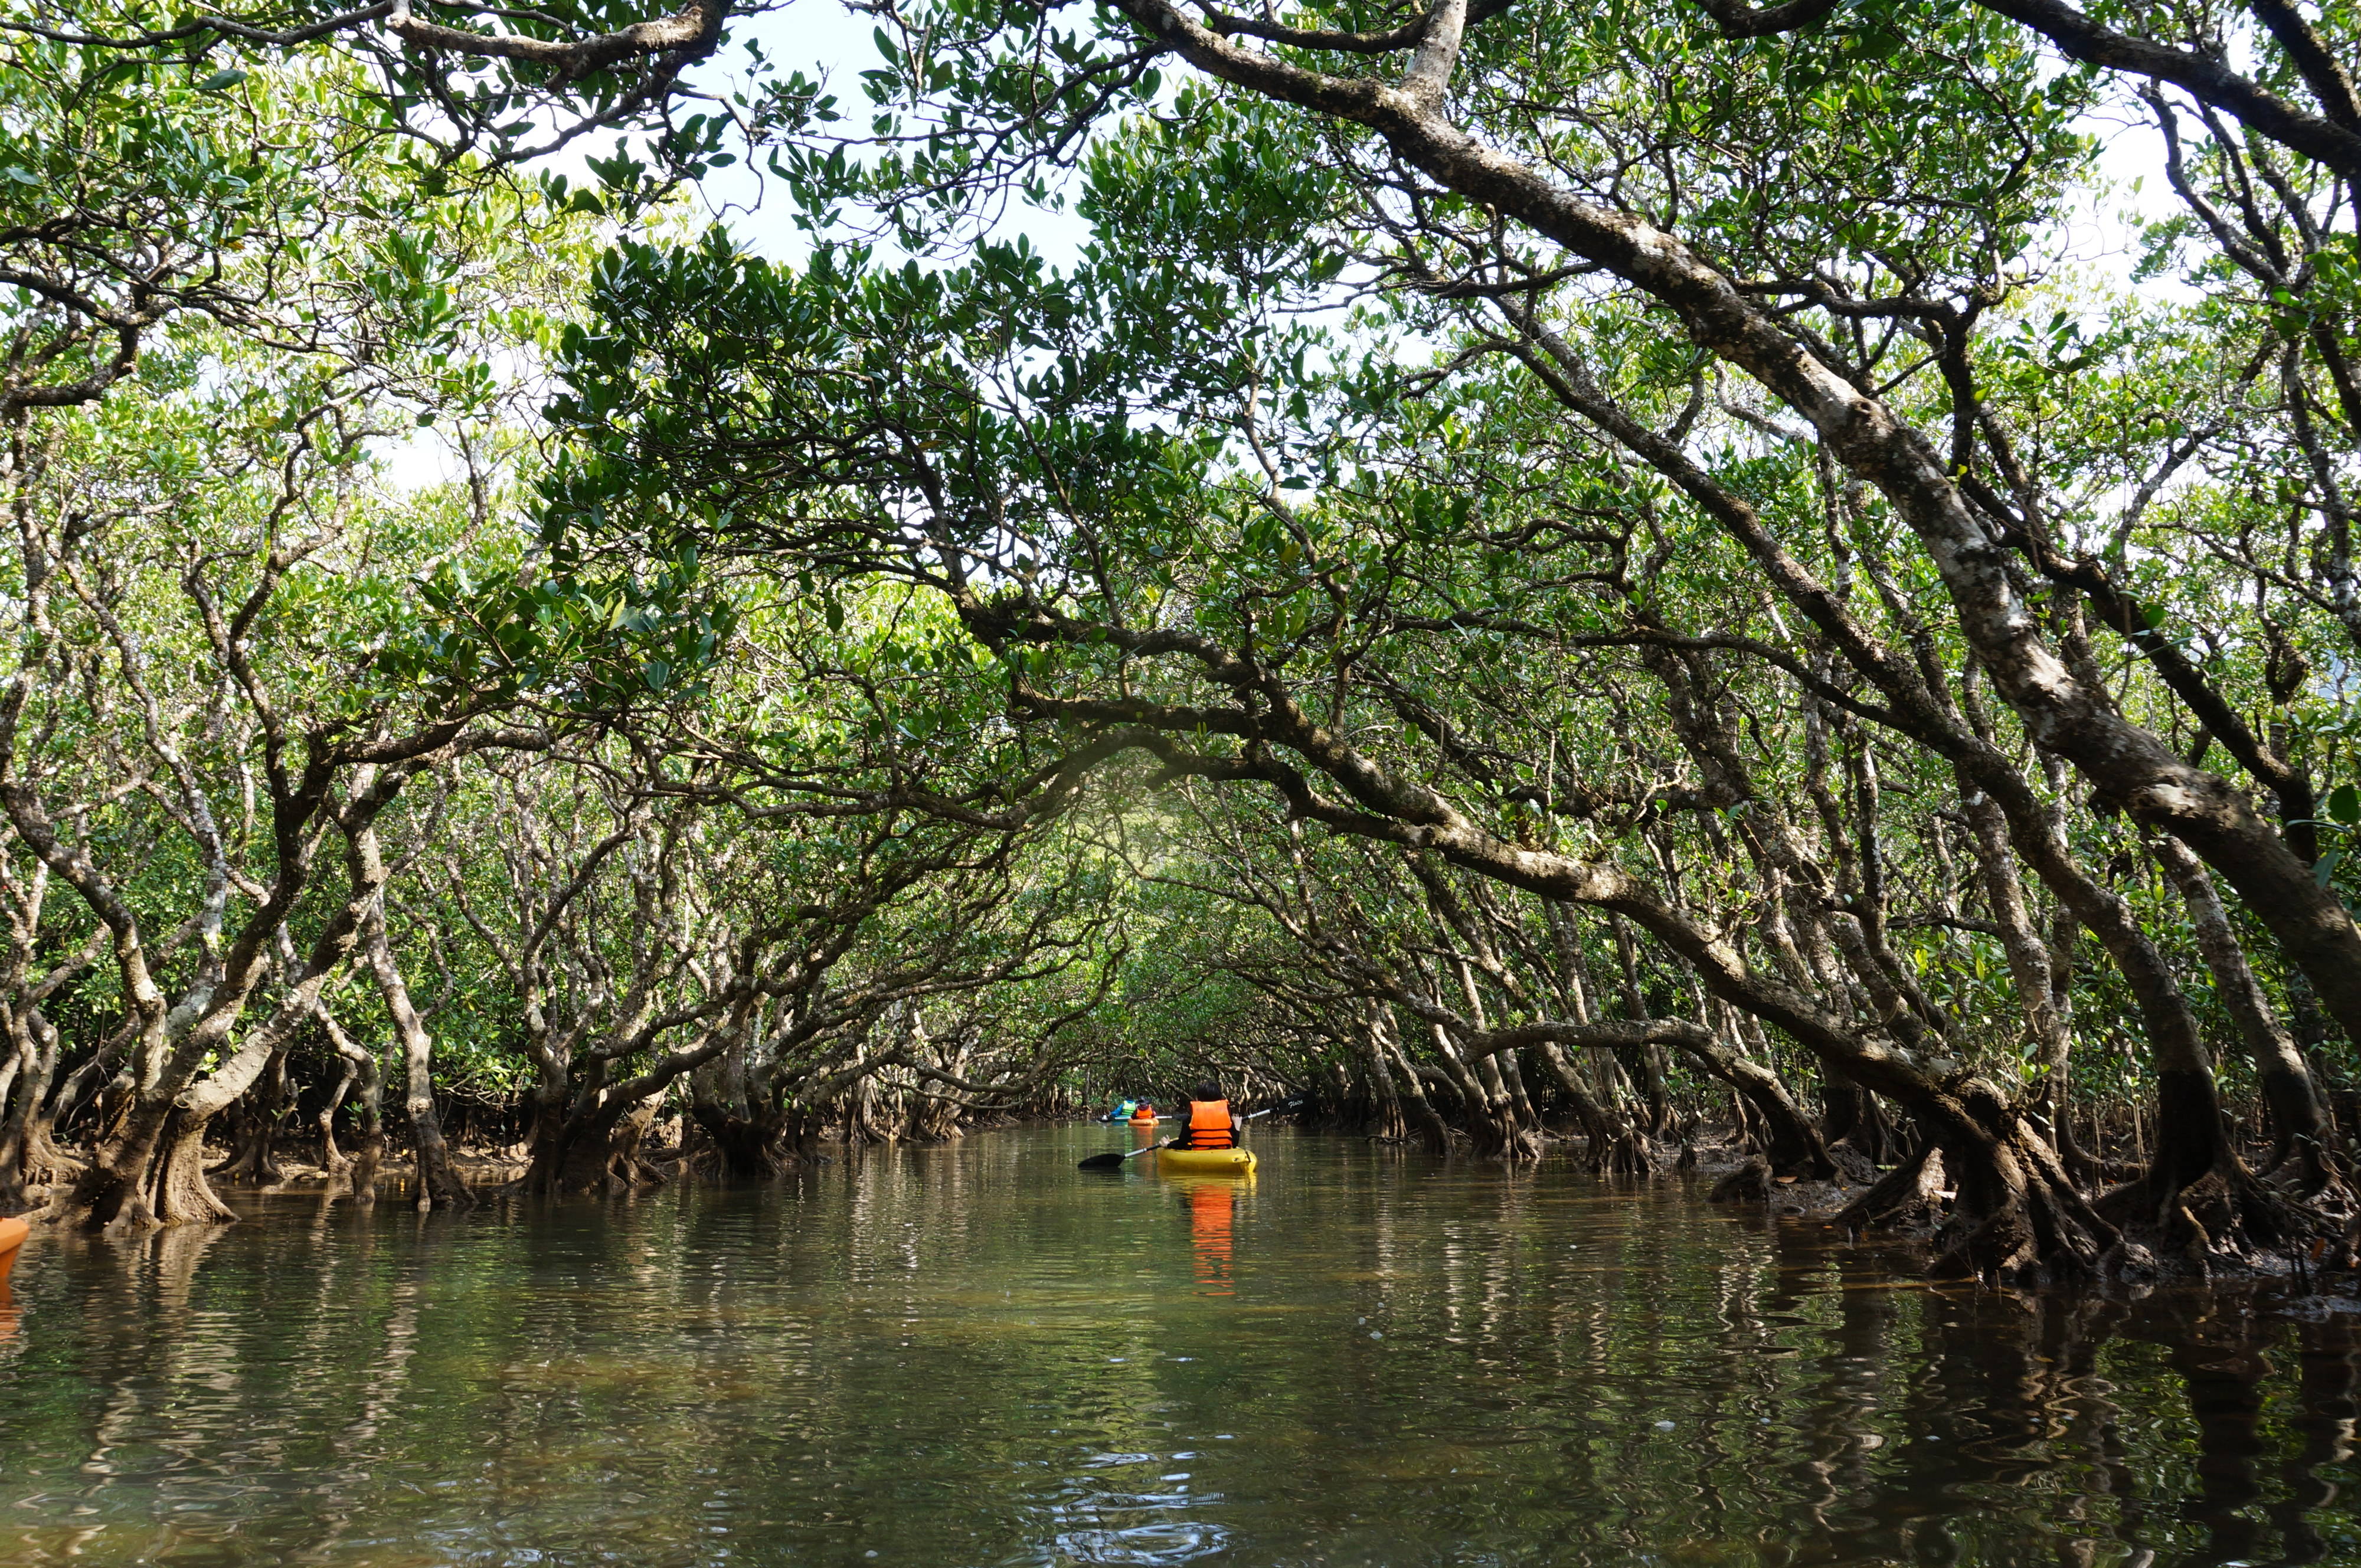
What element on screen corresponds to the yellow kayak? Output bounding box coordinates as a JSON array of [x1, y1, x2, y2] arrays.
[[0, 1215, 26, 1282], [1156, 1147, 1257, 1176]]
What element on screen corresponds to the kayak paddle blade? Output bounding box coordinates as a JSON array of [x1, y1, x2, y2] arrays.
[[1075, 1150, 1136, 1171]]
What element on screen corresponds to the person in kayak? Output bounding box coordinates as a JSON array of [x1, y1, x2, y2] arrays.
[[1170, 1082, 1238, 1150]]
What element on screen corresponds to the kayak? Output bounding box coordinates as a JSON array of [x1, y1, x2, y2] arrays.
[[1157, 1147, 1257, 1176], [0, 1215, 25, 1282]]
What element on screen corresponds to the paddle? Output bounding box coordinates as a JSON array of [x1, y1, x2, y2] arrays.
[[1075, 1104, 1293, 1170], [1074, 1144, 1159, 1172]]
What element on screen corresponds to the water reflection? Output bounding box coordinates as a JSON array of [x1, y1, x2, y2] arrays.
[[0, 1132, 2355, 1567], [1709, 1223, 2361, 1568], [1050, 1449, 1231, 1567], [1171, 1176, 1244, 1298]]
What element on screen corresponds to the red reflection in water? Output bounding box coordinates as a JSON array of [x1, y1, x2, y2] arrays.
[[0, 1215, 21, 1341], [1185, 1182, 1238, 1296]]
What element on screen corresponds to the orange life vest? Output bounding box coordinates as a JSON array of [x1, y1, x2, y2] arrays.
[[1185, 1099, 1236, 1148], [1129, 1103, 1157, 1124]]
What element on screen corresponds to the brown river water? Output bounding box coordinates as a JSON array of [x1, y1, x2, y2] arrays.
[[1, 1127, 2357, 1566]]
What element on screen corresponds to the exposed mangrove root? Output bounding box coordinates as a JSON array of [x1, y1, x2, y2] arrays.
[[1925, 1085, 2119, 1283], [1824, 1143, 1878, 1187], [147, 1112, 240, 1227], [1590, 1129, 1658, 1177], [1834, 1146, 1947, 1233], [690, 1107, 789, 1181], [342, 1129, 383, 1206], [1708, 1157, 1771, 1203], [2092, 1070, 2327, 1272]]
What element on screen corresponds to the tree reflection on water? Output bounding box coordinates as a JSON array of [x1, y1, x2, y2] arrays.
[[0, 1131, 2354, 1566]]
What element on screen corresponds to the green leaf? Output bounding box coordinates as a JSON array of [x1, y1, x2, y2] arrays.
[[2329, 784, 2361, 826], [195, 69, 249, 93]]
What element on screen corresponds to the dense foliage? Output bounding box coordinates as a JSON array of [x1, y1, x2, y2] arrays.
[[3, 0, 2360, 1283]]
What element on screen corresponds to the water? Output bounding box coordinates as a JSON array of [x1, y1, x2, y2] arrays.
[[1, 1128, 2357, 1567]]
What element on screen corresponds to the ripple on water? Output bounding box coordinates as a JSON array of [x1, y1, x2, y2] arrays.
[[1, 1131, 2358, 1567], [1045, 1520, 1231, 1566]]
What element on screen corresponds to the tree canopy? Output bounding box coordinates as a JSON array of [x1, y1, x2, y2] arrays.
[[4, 0, 2360, 1282]]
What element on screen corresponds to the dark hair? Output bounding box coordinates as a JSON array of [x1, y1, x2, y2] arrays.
[[1192, 1079, 1222, 1102]]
